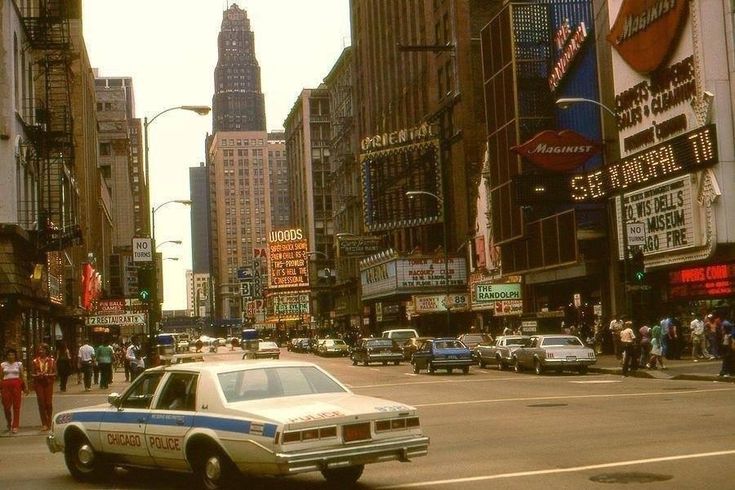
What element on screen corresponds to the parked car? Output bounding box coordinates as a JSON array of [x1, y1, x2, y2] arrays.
[[317, 339, 350, 357], [411, 338, 474, 374], [512, 335, 597, 375], [474, 335, 532, 370], [351, 338, 404, 366], [400, 337, 434, 361], [292, 338, 311, 353], [244, 341, 281, 360], [287, 338, 303, 351], [47, 361, 429, 487], [381, 329, 419, 341], [457, 333, 493, 359]]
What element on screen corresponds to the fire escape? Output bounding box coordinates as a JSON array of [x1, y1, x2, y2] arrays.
[[20, 0, 81, 252]]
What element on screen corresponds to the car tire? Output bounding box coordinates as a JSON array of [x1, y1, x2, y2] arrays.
[[363, 360, 369, 366], [193, 443, 238, 490], [393, 361, 400, 366], [412, 362, 420, 374], [513, 357, 522, 373], [64, 431, 111, 482], [382, 361, 388, 366], [578, 365, 588, 375], [428, 362, 435, 374], [534, 358, 544, 376], [479, 359, 486, 368], [462, 366, 470, 375], [352, 358, 357, 366], [321, 464, 364, 485], [447, 368, 453, 374], [497, 356, 505, 371]]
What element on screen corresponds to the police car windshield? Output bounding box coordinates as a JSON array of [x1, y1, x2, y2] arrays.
[[218, 366, 346, 403]]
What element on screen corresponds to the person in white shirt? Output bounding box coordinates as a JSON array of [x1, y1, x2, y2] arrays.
[[2, 348, 29, 433], [609, 318, 623, 359], [690, 316, 707, 360], [77, 340, 95, 391], [620, 321, 637, 377], [126, 336, 144, 381]]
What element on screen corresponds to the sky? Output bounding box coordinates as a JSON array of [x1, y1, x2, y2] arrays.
[[81, 0, 352, 310]]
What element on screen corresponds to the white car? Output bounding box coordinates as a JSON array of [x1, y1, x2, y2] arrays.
[[47, 360, 429, 488]]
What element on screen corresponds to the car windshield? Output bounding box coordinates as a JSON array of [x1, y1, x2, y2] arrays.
[[259, 342, 278, 349], [388, 331, 415, 339], [434, 340, 465, 349], [507, 338, 532, 346], [368, 339, 393, 348], [218, 366, 346, 403], [328, 340, 346, 346], [462, 335, 487, 343], [542, 337, 583, 347]]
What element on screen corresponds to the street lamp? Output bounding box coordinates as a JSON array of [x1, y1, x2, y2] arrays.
[[406, 190, 451, 335], [163, 257, 180, 261], [555, 97, 617, 118], [156, 240, 182, 249]]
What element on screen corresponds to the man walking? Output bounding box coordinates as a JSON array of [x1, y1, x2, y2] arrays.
[[95, 338, 114, 390], [620, 321, 636, 377], [690, 315, 707, 360], [609, 317, 623, 359], [126, 336, 144, 381], [77, 339, 95, 392]]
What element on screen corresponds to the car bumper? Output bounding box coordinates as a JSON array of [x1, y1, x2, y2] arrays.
[[47, 434, 62, 453], [542, 358, 596, 367], [275, 435, 430, 474], [431, 359, 474, 368], [367, 353, 403, 362]]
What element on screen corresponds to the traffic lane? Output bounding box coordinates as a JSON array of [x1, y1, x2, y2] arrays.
[[350, 377, 735, 489]]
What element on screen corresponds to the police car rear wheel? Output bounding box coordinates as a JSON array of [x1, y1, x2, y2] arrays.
[[195, 445, 237, 490], [321, 464, 364, 485], [65, 433, 110, 482]]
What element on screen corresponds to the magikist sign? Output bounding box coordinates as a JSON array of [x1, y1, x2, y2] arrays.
[[512, 130, 601, 172]]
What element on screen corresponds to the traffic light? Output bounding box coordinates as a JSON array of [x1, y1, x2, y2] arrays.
[[137, 266, 154, 303], [630, 249, 646, 283]]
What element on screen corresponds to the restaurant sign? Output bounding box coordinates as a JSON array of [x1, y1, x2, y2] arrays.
[[669, 263, 735, 299]]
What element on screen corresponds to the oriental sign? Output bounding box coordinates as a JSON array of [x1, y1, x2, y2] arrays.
[[361, 122, 436, 153]]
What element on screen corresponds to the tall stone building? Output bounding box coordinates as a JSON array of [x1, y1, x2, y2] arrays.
[[350, 0, 493, 335], [212, 3, 266, 132], [189, 163, 210, 274], [284, 87, 333, 324], [207, 131, 289, 320]]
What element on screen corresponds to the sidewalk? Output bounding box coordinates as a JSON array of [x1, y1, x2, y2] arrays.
[[590, 354, 734, 382]]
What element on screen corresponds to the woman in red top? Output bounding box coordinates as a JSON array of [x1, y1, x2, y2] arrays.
[[32, 344, 57, 432], [1, 348, 29, 433]]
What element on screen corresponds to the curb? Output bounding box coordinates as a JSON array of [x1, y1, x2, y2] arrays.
[[589, 366, 735, 383]]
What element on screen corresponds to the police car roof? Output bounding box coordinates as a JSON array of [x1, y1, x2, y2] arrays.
[[154, 359, 318, 374]]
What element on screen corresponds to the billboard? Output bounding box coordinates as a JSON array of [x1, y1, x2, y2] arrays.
[[267, 229, 309, 289]]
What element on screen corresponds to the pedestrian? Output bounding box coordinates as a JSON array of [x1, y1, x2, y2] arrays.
[[690, 315, 707, 360], [1, 348, 29, 434], [95, 337, 114, 390], [56, 340, 72, 392], [647, 322, 666, 370], [705, 314, 719, 359], [711, 313, 734, 378], [638, 324, 652, 366], [77, 339, 95, 392], [660, 318, 671, 359], [620, 321, 636, 377], [668, 318, 681, 360], [609, 317, 623, 359], [31, 343, 56, 432], [126, 336, 144, 381], [122, 342, 131, 382], [502, 325, 513, 336]]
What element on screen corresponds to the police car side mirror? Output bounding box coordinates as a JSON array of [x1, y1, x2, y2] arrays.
[[108, 393, 121, 407]]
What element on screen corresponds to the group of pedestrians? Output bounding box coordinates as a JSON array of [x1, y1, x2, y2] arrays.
[[610, 311, 735, 378], [0, 335, 148, 434]]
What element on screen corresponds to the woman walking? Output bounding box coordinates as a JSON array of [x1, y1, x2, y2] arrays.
[[95, 338, 114, 390], [1, 348, 29, 433], [647, 322, 666, 370], [32, 344, 56, 431], [56, 341, 72, 392]]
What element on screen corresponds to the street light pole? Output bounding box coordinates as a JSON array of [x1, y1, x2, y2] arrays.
[[406, 191, 450, 336], [142, 104, 209, 361]]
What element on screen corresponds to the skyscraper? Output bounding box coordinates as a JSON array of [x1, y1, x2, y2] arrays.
[[212, 4, 266, 132]]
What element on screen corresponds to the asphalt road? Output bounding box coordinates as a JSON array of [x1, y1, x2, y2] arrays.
[[2, 348, 734, 489]]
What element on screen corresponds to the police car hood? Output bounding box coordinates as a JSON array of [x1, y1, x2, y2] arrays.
[[229, 392, 413, 427]]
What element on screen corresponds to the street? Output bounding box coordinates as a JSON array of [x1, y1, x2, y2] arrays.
[[1, 348, 734, 489]]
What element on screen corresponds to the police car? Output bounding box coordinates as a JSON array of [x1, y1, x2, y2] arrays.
[[47, 360, 429, 488]]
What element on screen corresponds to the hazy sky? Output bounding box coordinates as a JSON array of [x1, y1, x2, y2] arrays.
[[82, 0, 351, 310]]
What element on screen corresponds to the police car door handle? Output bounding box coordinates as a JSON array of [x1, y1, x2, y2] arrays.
[[137, 418, 146, 424], [176, 419, 184, 426], [201, 404, 208, 410]]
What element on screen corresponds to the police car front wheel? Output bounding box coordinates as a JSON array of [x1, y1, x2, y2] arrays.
[[321, 464, 364, 485], [64, 432, 111, 482]]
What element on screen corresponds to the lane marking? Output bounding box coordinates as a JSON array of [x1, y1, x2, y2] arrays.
[[414, 387, 735, 408], [404, 373, 418, 377], [569, 380, 622, 384], [351, 376, 534, 389], [378, 449, 735, 489]]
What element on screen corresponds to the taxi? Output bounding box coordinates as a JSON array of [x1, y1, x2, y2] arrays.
[[47, 360, 429, 488]]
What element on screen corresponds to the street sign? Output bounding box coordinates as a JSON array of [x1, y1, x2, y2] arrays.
[[85, 313, 146, 326], [240, 281, 253, 298], [626, 284, 652, 292], [237, 266, 253, 281], [132, 238, 153, 262], [626, 222, 646, 246]]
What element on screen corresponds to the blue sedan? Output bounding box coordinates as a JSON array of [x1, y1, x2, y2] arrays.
[[411, 338, 474, 374]]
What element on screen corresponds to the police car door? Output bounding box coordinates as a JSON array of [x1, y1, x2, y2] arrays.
[[100, 371, 164, 464], [145, 372, 197, 469]]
